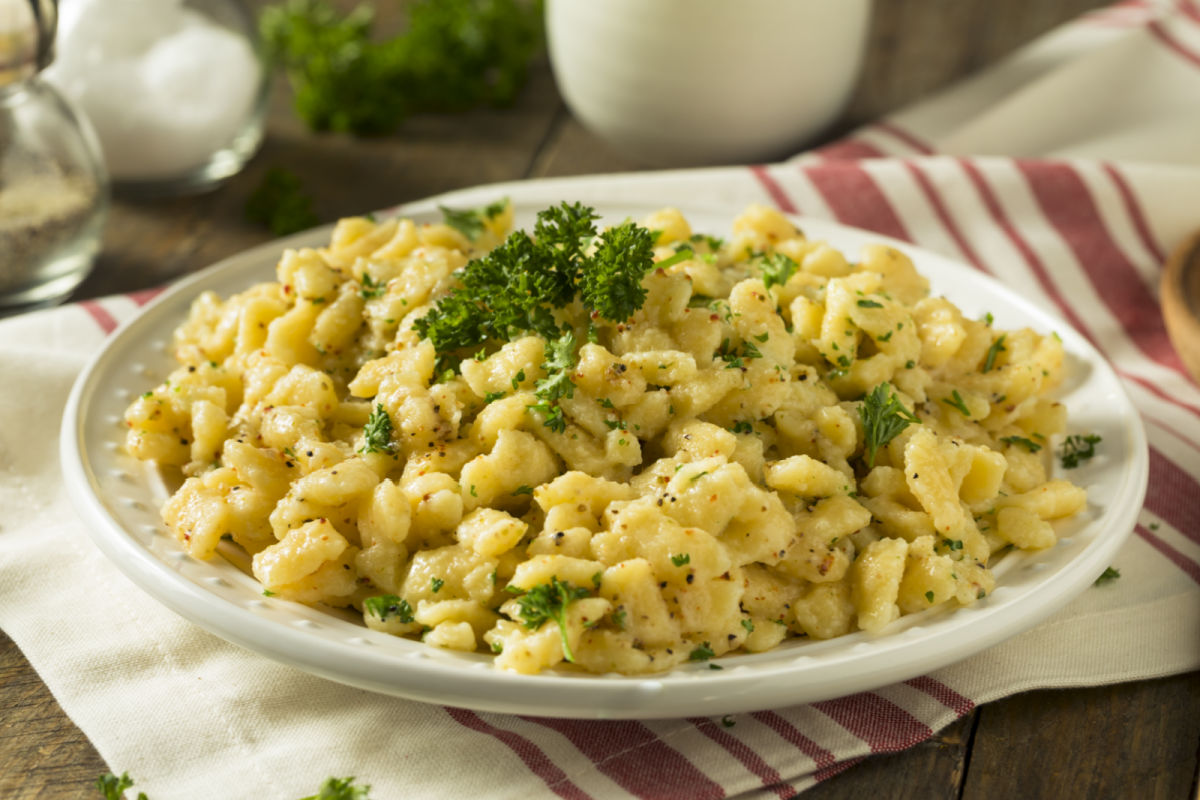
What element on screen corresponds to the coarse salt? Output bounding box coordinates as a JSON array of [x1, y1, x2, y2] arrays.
[[46, 0, 261, 180]]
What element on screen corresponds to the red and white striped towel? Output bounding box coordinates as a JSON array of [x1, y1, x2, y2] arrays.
[[2, 2, 1199, 797]]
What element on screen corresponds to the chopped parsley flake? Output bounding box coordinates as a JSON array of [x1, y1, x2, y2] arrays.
[[439, 198, 510, 240], [983, 333, 1007, 373], [860, 383, 920, 468], [942, 390, 971, 417], [1060, 434, 1102, 468], [671, 553, 691, 567], [1001, 435, 1042, 453], [506, 576, 590, 662], [1094, 566, 1121, 585], [758, 252, 798, 290], [359, 273, 387, 300], [359, 404, 396, 454], [688, 642, 715, 661], [364, 594, 414, 624]]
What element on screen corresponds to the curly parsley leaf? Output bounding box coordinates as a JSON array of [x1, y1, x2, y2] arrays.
[[859, 383, 921, 468], [245, 167, 320, 236], [505, 576, 590, 662], [1060, 433, 1102, 469], [581, 220, 658, 323], [416, 202, 658, 364], [528, 330, 578, 433], [534, 201, 600, 301], [360, 403, 396, 454]]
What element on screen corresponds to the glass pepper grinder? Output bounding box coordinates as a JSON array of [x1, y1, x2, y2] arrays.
[[0, 0, 108, 312]]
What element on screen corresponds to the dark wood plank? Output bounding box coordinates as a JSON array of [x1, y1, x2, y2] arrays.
[[962, 674, 1200, 800], [801, 714, 977, 800], [0, 630, 109, 800]]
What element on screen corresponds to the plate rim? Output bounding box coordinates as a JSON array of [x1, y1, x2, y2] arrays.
[[60, 199, 1150, 719]]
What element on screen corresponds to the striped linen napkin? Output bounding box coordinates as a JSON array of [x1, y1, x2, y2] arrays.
[[2, 1, 1199, 797]]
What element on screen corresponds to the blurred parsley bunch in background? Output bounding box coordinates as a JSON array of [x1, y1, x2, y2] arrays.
[[261, 0, 545, 135]]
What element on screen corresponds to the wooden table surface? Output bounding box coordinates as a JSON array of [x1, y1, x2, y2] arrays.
[[4, 1, 1199, 797]]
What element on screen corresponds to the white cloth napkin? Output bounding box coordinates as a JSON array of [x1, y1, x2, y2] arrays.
[[3, 1, 1200, 797]]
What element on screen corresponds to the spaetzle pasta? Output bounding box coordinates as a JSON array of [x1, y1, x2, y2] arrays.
[[124, 201, 1087, 675]]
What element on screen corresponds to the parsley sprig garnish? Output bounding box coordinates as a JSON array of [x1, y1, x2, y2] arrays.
[[505, 576, 590, 662], [859, 383, 920, 468], [414, 202, 658, 359], [359, 403, 396, 454], [579, 219, 657, 323], [1060, 433, 1102, 468]]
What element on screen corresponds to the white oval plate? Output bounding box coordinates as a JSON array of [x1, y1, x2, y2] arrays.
[[61, 202, 1148, 719]]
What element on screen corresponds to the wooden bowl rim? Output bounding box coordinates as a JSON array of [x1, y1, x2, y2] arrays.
[[1160, 228, 1200, 383]]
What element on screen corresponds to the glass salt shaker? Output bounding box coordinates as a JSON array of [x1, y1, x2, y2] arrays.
[[45, 0, 268, 196], [0, 0, 108, 311]]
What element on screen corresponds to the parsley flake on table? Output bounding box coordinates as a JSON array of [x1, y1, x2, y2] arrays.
[[1094, 566, 1121, 586], [96, 772, 147, 800], [505, 576, 590, 662], [859, 383, 920, 467], [298, 776, 373, 800]]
